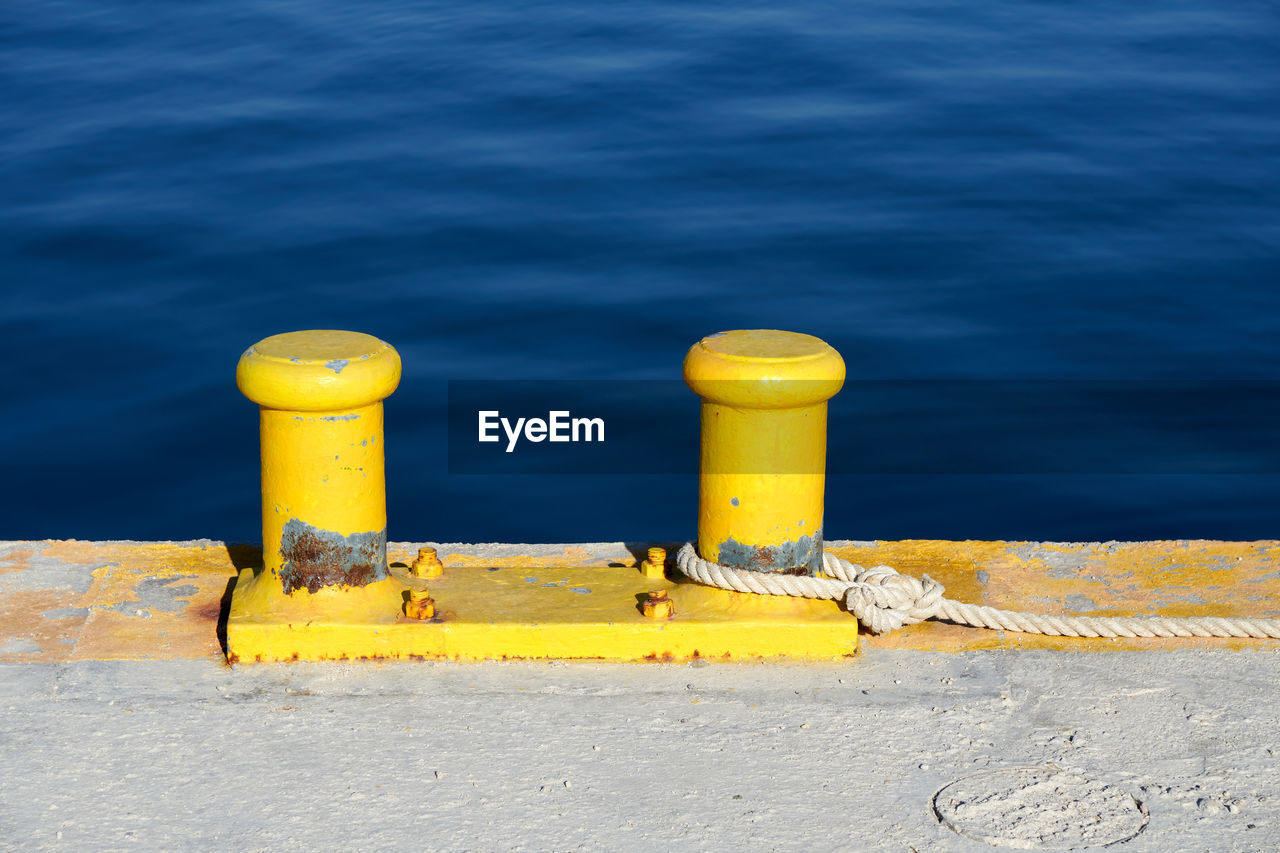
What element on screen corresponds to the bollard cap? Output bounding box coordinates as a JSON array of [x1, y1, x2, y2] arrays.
[[237, 330, 401, 411], [684, 330, 845, 409]]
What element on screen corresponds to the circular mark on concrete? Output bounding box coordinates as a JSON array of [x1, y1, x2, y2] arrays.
[[933, 766, 1148, 849]]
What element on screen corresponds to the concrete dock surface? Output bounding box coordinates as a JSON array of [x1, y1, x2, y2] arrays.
[[3, 540, 1280, 850]]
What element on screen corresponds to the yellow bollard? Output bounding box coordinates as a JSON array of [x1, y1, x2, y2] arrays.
[[236, 330, 401, 596], [683, 330, 845, 575]]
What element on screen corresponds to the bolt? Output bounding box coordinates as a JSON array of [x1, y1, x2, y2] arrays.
[[641, 546, 667, 579], [642, 588, 675, 619], [412, 546, 444, 579], [405, 588, 435, 620]]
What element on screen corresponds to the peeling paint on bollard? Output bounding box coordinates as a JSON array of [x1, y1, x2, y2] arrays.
[[717, 532, 823, 575], [235, 330, 400, 600], [278, 519, 387, 595]]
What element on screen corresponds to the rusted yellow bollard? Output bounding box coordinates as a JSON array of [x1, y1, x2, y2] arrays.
[[683, 330, 845, 575], [236, 330, 401, 597]]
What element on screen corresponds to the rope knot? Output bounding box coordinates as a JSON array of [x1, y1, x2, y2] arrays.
[[842, 566, 945, 634]]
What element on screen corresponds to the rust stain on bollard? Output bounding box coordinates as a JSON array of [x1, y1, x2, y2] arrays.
[[278, 519, 387, 595], [716, 533, 823, 576]]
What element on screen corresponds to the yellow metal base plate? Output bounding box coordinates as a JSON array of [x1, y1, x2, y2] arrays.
[[226, 563, 858, 663]]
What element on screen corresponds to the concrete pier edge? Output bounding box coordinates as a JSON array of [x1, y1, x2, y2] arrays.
[[3, 540, 1279, 850]]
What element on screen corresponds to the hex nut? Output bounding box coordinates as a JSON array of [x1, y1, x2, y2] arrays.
[[642, 589, 675, 619], [412, 547, 444, 579], [641, 546, 667, 579], [405, 589, 435, 620]]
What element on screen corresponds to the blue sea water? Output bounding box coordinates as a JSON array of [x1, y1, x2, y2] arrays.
[[3, 0, 1279, 544]]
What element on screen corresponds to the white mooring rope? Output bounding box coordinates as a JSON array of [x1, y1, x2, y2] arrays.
[[675, 543, 1280, 638]]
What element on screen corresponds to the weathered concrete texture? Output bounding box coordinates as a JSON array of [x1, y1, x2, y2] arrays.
[[0, 541, 234, 663], [2, 652, 1279, 850]]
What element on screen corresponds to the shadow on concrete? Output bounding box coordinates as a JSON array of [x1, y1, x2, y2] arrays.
[[216, 544, 262, 659], [213, 576, 236, 658]]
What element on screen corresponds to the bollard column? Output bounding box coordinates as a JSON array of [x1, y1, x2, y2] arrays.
[[236, 330, 401, 597], [683, 330, 845, 575]]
